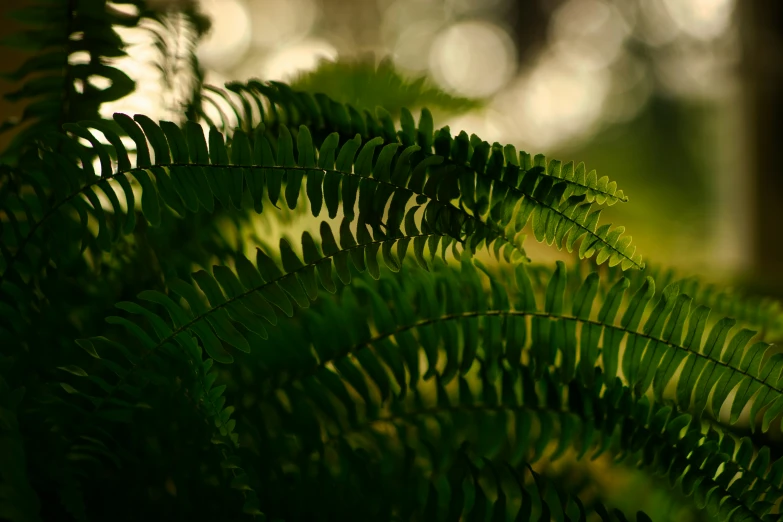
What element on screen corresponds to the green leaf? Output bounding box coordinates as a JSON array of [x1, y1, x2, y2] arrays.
[[207, 127, 232, 209], [297, 125, 315, 168], [134, 115, 170, 164], [114, 113, 150, 167]]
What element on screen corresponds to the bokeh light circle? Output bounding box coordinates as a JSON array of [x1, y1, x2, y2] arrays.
[[662, 0, 734, 41], [196, 0, 252, 71], [634, 0, 680, 47], [429, 20, 516, 98], [551, 0, 630, 71], [493, 52, 610, 149], [392, 20, 442, 72]]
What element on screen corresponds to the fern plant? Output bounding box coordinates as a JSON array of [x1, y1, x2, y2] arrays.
[[2, 3, 782, 522]]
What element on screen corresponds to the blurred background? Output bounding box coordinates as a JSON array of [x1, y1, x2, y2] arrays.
[[2, 0, 782, 290]]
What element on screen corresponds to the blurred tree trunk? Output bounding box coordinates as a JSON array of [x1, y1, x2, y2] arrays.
[[740, 1, 783, 293]]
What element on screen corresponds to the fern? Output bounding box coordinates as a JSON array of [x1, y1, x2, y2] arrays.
[[223, 262, 783, 521], [201, 80, 629, 205], [0, 103, 644, 351], [1, 78, 638, 295], [3, 4, 783, 520], [604, 263, 783, 341], [65, 257, 783, 519]]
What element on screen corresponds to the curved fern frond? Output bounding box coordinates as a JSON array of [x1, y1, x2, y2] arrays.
[[239, 363, 657, 521], [65, 256, 783, 520], [0, 108, 642, 327], [0, 117, 526, 292], [234, 268, 780, 521], [250, 258, 783, 435], [322, 444, 653, 522], [206, 79, 631, 208], [249, 344, 779, 520], [248, 427, 650, 522], [88, 218, 455, 365], [434, 259, 783, 433], [604, 263, 783, 341], [512, 261, 783, 432], [205, 81, 641, 270], [54, 220, 459, 513], [331, 369, 779, 522]]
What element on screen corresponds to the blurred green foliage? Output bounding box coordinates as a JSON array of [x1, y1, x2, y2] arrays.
[[291, 55, 481, 117]]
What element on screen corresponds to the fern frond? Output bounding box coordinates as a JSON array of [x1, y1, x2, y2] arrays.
[[245, 381, 655, 521], [440, 259, 783, 433], [357, 372, 779, 521], [204, 81, 640, 269], [79, 218, 454, 369], [260, 258, 783, 434], [603, 263, 783, 341], [243, 294, 778, 521], [0, 118, 524, 292], [0, 107, 643, 330], [205, 80, 630, 208], [244, 301, 780, 521], [352, 447, 653, 522], [509, 261, 783, 431], [64, 255, 783, 520]]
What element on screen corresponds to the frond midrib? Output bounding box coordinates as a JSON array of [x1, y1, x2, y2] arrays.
[[85, 231, 450, 419], [0, 161, 523, 288], [265, 309, 782, 404], [210, 81, 630, 204]]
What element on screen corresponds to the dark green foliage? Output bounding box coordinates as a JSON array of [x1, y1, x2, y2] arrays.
[[0, 0, 143, 163], [1, 4, 782, 522], [0, 376, 40, 522]]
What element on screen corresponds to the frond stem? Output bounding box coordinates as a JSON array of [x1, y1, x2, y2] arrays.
[[0, 163, 519, 288], [273, 310, 782, 409], [86, 231, 451, 417]]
